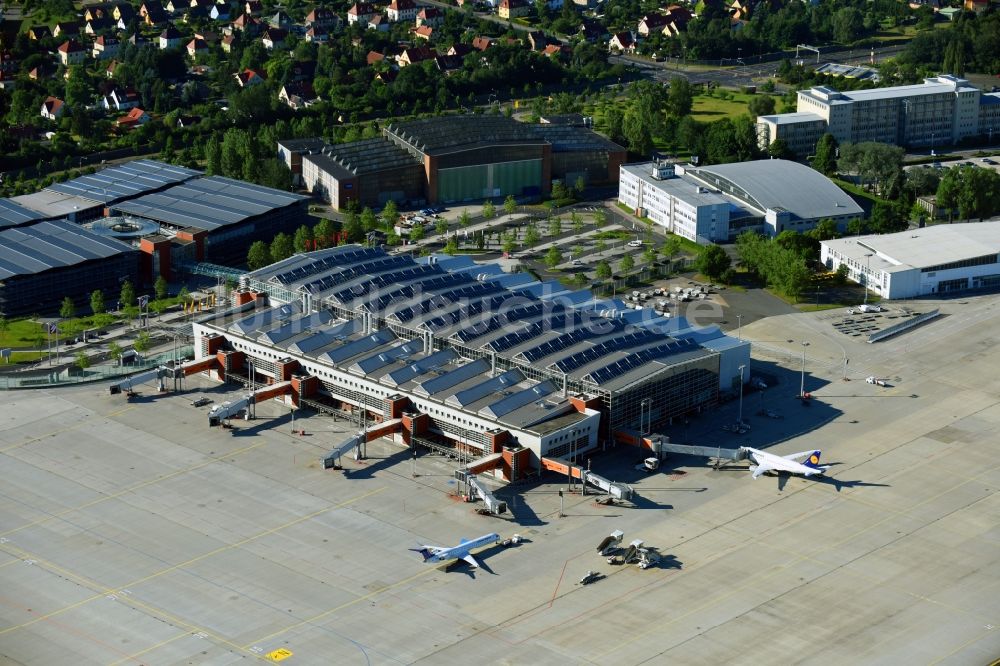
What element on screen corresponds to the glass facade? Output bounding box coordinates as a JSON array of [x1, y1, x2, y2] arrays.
[[606, 354, 719, 432], [437, 159, 542, 203]]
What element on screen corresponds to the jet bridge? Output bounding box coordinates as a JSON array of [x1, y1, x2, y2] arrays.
[[322, 433, 364, 469], [619, 433, 746, 464], [109, 366, 169, 395], [467, 474, 507, 515], [541, 457, 633, 501], [207, 381, 294, 426]]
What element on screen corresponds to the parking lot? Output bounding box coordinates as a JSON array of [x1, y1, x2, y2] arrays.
[[1, 292, 999, 664]]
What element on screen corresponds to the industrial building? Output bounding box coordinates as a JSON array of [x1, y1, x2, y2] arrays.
[[757, 75, 1000, 156], [8, 159, 201, 223], [619, 158, 863, 243], [821, 223, 1000, 300], [188, 245, 748, 481], [109, 175, 311, 268], [297, 115, 626, 209], [0, 219, 139, 317], [0, 198, 45, 230]]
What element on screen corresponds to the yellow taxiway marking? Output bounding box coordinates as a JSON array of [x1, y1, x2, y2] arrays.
[[267, 647, 294, 661]]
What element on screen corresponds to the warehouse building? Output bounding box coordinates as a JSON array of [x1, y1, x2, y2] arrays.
[[820, 223, 1000, 300], [9, 159, 200, 223], [757, 75, 1000, 155], [0, 220, 139, 317], [110, 176, 310, 268], [190, 245, 749, 481], [619, 158, 863, 243], [299, 115, 626, 209], [0, 198, 45, 230]]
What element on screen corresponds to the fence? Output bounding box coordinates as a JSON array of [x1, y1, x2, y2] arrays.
[[867, 309, 940, 343], [0, 346, 194, 390]]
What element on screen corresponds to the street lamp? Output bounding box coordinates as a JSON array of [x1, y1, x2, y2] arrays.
[[799, 342, 809, 398], [737, 364, 745, 426], [736, 313, 743, 341], [930, 132, 935, 157], [863, 253, 873, 305]]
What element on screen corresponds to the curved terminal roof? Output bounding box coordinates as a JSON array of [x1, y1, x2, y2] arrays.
[[691, 159, 863, 221]]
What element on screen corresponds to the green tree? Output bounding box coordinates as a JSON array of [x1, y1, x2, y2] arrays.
[[572, 244, 584, 259], [0, 316, 8, 342], [643, 245, 658, 267], [270, 232, 294, 262], [90, 290, 106, 315], [545, 246, 564, 269], [381, 200, 399, 231], [768, 138, 794, 160], [293, 224, 314, 253], [834, 263, 850, 286], [523, 223, 540, 248], [571, 211, 583, 234], [502, 232, 517, 256], [748, 95, 777, 118], [313, 218, 335, 248], [458, 210, 471, 229], [409, 222, 425, 242], [595, 260, 612, 280], [360, 207, 378, 233], [120, 280, 136, 309], [696, 245, 731, 280], [620, 253, 635, 273], [811, 133, 839, 176], [247, 240, 272, 270], [548, 217, 562, 236], [178, 286, 190, 304], [108, 341, 123, 366], [595, 240, 607, 255], [343, 214, 364, 243], [593, 209, 607, 227], [134, 331, 151, 354], [435, 218, 448, 236], [482, 200, 495, 219], [154, 275, 168, 300], [807, 218, 840, 241], [60, 297, 75, 319], [74, 351, 90, 374], [443, 237, 458, 255], [666, 76, 694, 118], [504, 195, 517, 219]]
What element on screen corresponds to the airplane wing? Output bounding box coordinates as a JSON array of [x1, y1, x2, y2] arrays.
[[751, 462, 773, 479], [462, 554, 480, 568], [783, 450, 817, 461]]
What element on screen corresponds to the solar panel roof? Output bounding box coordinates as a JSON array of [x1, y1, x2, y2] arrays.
[[46, 159, 201, 203], [111, 176, 308, 231], [0, 219, 134, 280], [0, 198, 44, 229]]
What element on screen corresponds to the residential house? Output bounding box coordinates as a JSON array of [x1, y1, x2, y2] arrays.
[[183, 5, 211, 22], [498, 0, 531, 19], [117, 107, 150, 128], [84, 17, 115, 35], [160, 25, 184, 49], [57, 40, 87, 66], [542, 43, 569, 58], [416, 7, 444, 26], [397, 46, 435, 66], [374, 69, 397, 84], [29, 63, 56, 81], [141, 2, 170, 25], [261, 27, 287, 49], [93, 35, 121, 59], [448, 43, 473, 58], [186, 37, 209, 57], [305, 25, 329, 43], [0, 70, 16, 91], [176, 114, 202, 127], [53, 21, 82, 38], [245, 0, 263, 14], [221, 34, 235, 51], [347, 3, 377, 26], [279, 81, 316, 109], [471, 36, 493, 51], [305, 7, 338, 29], [103, 86, 141, 111], [209, 3, 231, 20], [608, 31, 636, 53], [268, 10, 292, 28], [964, 0, 991, 12], [105, 59, 121, 77], [164, 0, 185, 12], [367, 50, 386, 65], [234, 67, 266, 87], [83, 5, 108, 22], [412, 25, 434, 40], [367, 14, 389, 31], [231, 13, 262, 33], [638, 13, 669, 36], [112, 2, 136, 22], [578, 19, 606, 41], [434, 54, 463, 74], [126, 33, 149, 47], [28, 26, 52, 40], [41, 96, 66, 120], [526, 30, 546, 50], [387, 0, 418, 22]]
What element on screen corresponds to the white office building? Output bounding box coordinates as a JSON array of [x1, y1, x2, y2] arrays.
[[820, 223, 1000, 299], [619, 159, 863, 243]]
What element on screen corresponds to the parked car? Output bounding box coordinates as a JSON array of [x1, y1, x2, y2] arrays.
[[627, 239, 643, 247], [190, 397, 213, 407]]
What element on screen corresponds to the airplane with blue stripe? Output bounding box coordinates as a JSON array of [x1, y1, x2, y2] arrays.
[[409, 533, 500, 568], [741, 447, 830, 479]]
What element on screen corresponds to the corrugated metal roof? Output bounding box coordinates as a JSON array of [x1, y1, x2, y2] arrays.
[[46, 159, 201, 203], [110, 176, 309, 230], [0, 198, 44, 229], [0, 219, 133, 279]]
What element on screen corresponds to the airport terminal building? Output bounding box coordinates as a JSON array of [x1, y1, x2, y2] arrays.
[[191, 245, 749, 480], [757, 75, 1000, 157], [820, 223, 1000, 299], [619, 159, 863, 243]]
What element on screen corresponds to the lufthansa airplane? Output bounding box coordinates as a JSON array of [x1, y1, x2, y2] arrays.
[[741, 447, 830, 479]]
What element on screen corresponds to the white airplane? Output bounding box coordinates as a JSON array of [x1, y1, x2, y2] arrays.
[[409, 532, 500, 568], [741, 447, 830, 479]]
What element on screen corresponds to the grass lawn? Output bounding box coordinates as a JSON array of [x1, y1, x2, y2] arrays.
[[0, 318, 50, 349], [690, 92, 754, 122]]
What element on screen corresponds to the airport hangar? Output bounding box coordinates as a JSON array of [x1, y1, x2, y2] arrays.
[[821, 222, 1000, 299], [295, 115, 627, 210], [619, 158, 864, 244], [0, 160, 310, 316], [189, 244, 749, 481]]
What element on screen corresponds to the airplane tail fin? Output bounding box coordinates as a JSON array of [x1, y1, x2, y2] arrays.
[[803, 451, 824, 470], [408, 547, 433, 562]]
